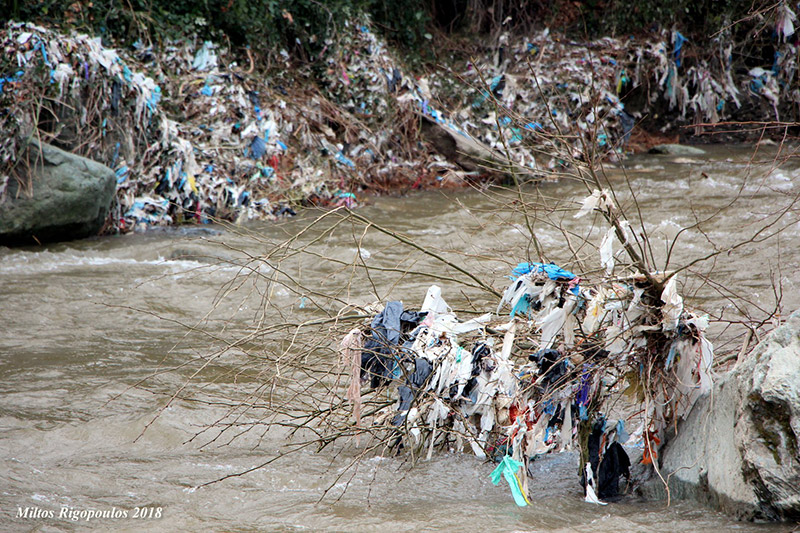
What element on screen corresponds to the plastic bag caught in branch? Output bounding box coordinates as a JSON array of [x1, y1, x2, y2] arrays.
[[776, 3, 797, 42], [599, 227, 616, 275], [697, 336, 714, 395], [539, 307, 567, 349], [574, 189, 614, 218], [584, 462, 607, 505], [660, 276, 683, 331], [339, 329, 363, 427], [192, 41, 217, 71], [421, 284, 451, 316], [490, 456, 529, 507]]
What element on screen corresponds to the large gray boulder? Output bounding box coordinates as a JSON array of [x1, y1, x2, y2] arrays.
[[641, 311, 800, 520], [0, 140, 116, 245]]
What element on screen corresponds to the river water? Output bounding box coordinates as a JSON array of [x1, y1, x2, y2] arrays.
[[1, 146, 798, 531]]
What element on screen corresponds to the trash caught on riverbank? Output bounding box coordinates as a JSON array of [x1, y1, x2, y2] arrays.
[[0, 19, 492, 235], [0, 22, 367, 232], [3, 9, 798, 235]]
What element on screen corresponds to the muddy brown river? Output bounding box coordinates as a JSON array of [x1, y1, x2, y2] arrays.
[[1, 146, 798, 531]]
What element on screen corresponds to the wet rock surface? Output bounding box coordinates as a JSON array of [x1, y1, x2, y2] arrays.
[[0, 141, 115, 246], [648, 144, 707, 156]]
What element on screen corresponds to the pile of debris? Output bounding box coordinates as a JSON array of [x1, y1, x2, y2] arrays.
[[331, 191, 714, 506], [0, 19, 484, 233], [337, 270, 712, 505], [434, 16, 800, 168], [0, 22, 360, 231], [3, 10, 797, 234]]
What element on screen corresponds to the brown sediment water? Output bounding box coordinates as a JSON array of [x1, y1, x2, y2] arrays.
[[1, 145, 797, 531]]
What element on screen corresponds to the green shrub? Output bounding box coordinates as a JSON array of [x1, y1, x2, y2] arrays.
[[2, 0, 429, 58]]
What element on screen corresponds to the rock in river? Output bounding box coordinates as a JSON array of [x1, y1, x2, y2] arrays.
[[0, 140, 115, 246], [641, 311, 800, 521], [648, 143, 706, 156]]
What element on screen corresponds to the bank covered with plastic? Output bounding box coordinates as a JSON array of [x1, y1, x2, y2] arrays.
[[3, 11, 797, 235]]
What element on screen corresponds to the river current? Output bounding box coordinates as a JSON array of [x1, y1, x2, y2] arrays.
[[1, 146, 798, 531]]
